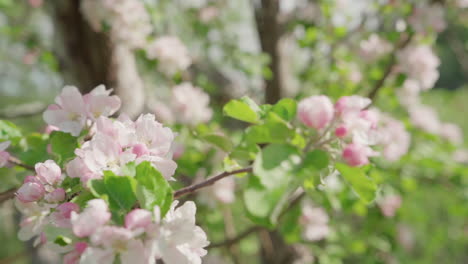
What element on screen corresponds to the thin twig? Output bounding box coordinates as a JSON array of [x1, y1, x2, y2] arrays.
[[8, 156, 35, 171], [173, 167, 253, 198], [367, 33, 414, 101], [0, 188, 17, 204]]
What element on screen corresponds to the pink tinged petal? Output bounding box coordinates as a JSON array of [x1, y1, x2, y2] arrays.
[[119, 240, 149, 264], [149, 157, 177, 180], [66, 158, 99, 184], [342, 143, 370, 167], [52, 202, 80, 228], [35, 160, 62, 185], [16, 182, 45, 203], [57, 86, 86, 114], [44, 188, 66, 203], [79, 247, 115, 264], [132, 144, 149, 157], [335, 126, 348, 138], [125, 209, 152, 230], [297, 96, 334, 130], [71, 199, 111, 238]]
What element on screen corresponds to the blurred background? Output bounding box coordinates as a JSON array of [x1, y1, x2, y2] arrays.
[[0, 0, 467, 263]]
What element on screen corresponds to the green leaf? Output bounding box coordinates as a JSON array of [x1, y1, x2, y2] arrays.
[[335, 163, 377, 203], [0, 120, 22, 144], [201, 133, 233, 152], [303, 150, 329, 171], [245, 113, 293, 144], [50, 131, 79, 166], [279, 203, 302, 243], [223, 97, 261, 123], [54, 236, 72, 246], [253, 144, 299, 189], [271, 98, 297, 121], [135, 162, 173, 217], [88, 172, 138, 223], [18, 133, 49, 166]]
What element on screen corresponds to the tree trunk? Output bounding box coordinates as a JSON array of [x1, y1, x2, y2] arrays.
[[48, 0, 145, 118], [255, 0, 283, 104]]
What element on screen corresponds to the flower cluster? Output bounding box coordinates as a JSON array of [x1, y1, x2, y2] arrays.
[[67, 114, 177, 184], [145, 36, 192, 76], [154, 82, 213, 126], [43, 85, 121, 137], [298, 95, 377, 166], [14, 86, 209, 264], [80, 0, 152, 49], [408, 3, 446, 34], [299, 202, 330, 241], [359, 34, 392, 61]]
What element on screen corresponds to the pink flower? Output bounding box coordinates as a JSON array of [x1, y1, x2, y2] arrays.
[[125, 209, 152, 230], [145, 36, 192, 76], [71, 199, 111, 238], [300, 202, 330, 241], [335, 125, 348, 138], [35, 160, 62, 186], [16, 182, 45, 203], [377, 114, 411, 162], [44, 188, 66, 203], [298, 95, 334, 129], [398, 45, 440, 90], [66, 157, 99, 184], [359, 34, 392, 61], [0, 141, 11, 168], [43, 86, 87, 136], [342, 143, 373, 167], [335, 95, 371, 115], [378, 195, 402, 218], [63, 242, 88, 264], [408, 105, 441, 134], [16, 202, 50, 241], [83, 85, 121, 120], [51, 202, 80, 228], [439, 123, 463, 145], [170, 83, 213, 125], [408, 4, 446, 34]]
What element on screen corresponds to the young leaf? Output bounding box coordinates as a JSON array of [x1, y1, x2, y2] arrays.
[[134, 161, 173, 217], [0, 120, 22, 144], [50, 131, 78, 166], [271, 98, 297, 121], [335, 163, 377, 203], [201, 133, 233, 152], [223, 97, 261, 123]]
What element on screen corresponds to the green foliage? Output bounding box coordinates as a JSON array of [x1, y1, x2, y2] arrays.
[[50, 131, 79, 166], [0, 120, 22, 144], [18, 133, 49, 166], [223, 97, 261, 124], [336, 163, 377, 203], [134, 161, 173, 217]]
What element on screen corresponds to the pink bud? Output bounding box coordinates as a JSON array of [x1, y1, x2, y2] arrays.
[[125, 209, 152, 230], [132, 143, 149, 158], [23, 175, 40, 184], [16, 182, 45, 203], [335, 126, 348, 138], [75, 242, 88, 254], [45, 188, 66, 203], [342, 143, 370, 167], [298, 96, 334, 130], [35, 160, 62, 185], [63, 242, 88, 264]]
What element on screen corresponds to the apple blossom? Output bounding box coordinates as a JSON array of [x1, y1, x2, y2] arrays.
[[15, 201, 51, 242], [378, 115, 411, 162], [408, 104, 441, 134], [125, 209, 153, 231], [71, 199, 111, 238], [439, 123, 463, 145], [335, 95, 371, 116], [16, 181, 45, 203], [298, 95, 334, 129], [0, 140, 10, 167], [43, 86, 87, 136], [408, 4, 446, 34], [51, 202, 80, 228], [170, 83, 213, 125], [146, 36, 192, 76], [63, 242, 88, 264], [342, 143, 373, 167], [35, 160, 62, 186], [359, 34, 392, 61], [378, 195, 402, 218], [300, 202, 330, 241], [83, 85, 121, 120], [398, 45, 440, 90], [44, 188, 66, 203]]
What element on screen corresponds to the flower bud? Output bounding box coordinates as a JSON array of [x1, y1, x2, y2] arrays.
[[16, 182, 45, 203], [125, 209, 152, 230], [298, 96, 334, 129], [342, 143, 370, 167], [45, 188, 66, 203], [335, 125, 348, 138], [132, 143, 149, 158], [35, 160, 62, 185]]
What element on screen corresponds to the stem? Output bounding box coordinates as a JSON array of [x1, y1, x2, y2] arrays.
[[173, 167, 253, 198], [0, 188, 17, 204], [8, 156, 34, 171]]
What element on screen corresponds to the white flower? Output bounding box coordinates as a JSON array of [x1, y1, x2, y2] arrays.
[[146, 36, 192, 76]]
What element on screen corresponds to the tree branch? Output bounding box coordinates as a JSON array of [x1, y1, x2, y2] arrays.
[[367, 34, 414, 101], [173, 167, 253, 198], [8, 156, 34, 171], [0, 188, 17, 204]]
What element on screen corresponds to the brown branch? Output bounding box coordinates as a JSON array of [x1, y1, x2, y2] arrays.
[[173, 167, 253, 198], [0, 188, 17, 204], [367, 34, 414, 101], [8, 156, 35, 171]]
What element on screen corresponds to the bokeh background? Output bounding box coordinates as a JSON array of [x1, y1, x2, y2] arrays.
[[0, 0, 467, 263]]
